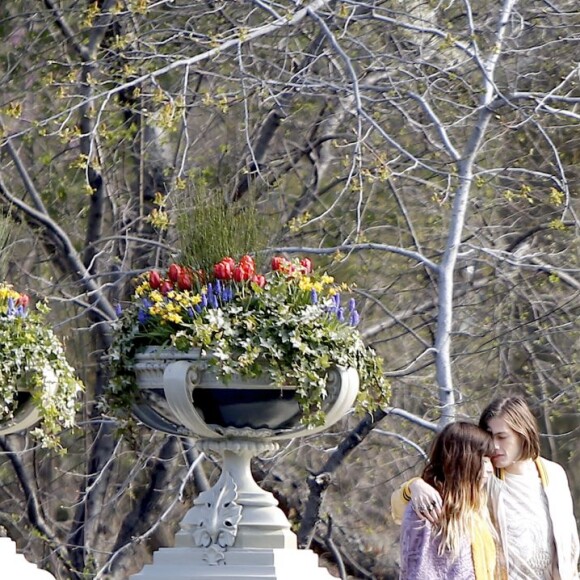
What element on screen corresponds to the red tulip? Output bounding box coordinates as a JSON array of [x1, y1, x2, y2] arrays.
[[167, 263, 182, 283], [177, 272, 192, 291], [214, 261, 233, 280], [16, 293, 30, 308], [300, 258, 313, 274], [233, 265, 251, 282], [160, 281, 173, 295], [242, 260, 256, 279], [271, 256, 288, 271], [149, 270, 162, 289], [240, 254, 255, 265], [251, 274, 266, 288]]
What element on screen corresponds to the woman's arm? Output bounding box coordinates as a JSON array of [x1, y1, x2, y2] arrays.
[[400, 506, 444, 579], [391, 478, 442, 525], [400, 505, 476, 580]]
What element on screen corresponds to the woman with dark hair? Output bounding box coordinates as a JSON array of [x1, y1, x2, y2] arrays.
[[393, 397, 579, 579], [399, 421, 503, 579]]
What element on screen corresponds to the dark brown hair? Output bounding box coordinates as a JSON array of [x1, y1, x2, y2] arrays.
[[422, 422, 495, 554], [423, 421, 494, 499], [478, 396, 540, 461]]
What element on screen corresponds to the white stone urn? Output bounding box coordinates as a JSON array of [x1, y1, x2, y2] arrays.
[[130, 346, 359, 579]]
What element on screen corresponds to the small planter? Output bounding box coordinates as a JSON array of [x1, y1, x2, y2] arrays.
[[0, 365, 61, 437], [0, 391, 40, 436], [0, 283, 83, 448], [132, 346, 359, 440]]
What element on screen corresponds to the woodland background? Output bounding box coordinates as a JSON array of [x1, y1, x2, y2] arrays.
[[0, 1, 578, 578]]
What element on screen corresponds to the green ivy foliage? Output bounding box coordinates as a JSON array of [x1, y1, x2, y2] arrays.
[[0, 288, 83, 450]]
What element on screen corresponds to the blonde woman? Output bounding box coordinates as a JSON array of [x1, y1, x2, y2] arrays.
[[400, 421, 504, 579], [393, 397, 580, 579]]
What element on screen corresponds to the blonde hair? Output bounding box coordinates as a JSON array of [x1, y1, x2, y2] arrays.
[[422, 422, 494, 556], [479, 396, 540, 461]]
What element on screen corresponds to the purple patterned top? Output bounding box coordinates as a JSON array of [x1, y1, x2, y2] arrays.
[[400, 504, 476, 579]]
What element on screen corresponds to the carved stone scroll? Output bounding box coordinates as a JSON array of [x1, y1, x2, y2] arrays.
[[186, 472, 242, 565]]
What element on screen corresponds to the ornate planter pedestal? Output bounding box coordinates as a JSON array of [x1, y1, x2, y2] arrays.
[[130, 348, 359, 580], [0, 536, 55, 579], [133, 439, 335, 579]]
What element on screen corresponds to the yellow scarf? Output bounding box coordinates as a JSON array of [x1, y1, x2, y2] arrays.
[[496, 458, 548, 487], [471, 512, 507, 580]]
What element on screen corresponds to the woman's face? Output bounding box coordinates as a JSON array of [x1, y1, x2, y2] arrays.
[[486, 417, 523, 469]]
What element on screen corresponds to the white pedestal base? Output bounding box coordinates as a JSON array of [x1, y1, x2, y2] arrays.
[[132, 546, 336, 579], [129, 440, 337, 579], [0, 538, 55, 579]]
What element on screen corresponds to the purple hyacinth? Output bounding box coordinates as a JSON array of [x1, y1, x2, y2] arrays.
[[337, 307, 345, 323], [333, 293, 341, 308], [348, 298, 356, 312], [208, 293, 219, 309], [310, 289, 318, 305], [349, 309, 360, 326], [222, 286, 234, 303], [6, 298, 26, 318], [137, 309, 149, 324]]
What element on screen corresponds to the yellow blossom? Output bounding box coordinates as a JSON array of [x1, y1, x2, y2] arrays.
[[0, 285, 20, 301], [149, 290, 163, 303], [149, 304, 162, 316], [135, 282, 150, 297], [165, 312, 183, 324]]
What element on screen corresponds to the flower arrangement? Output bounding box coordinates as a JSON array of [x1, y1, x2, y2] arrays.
[[0, 283, 83, 449], [108, 255, 389, 427]]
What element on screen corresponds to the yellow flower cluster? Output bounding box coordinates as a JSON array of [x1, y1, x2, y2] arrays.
[[135, 282, 203, 326], [297, 274, 347, 296], [0, 284, 22, 315]]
